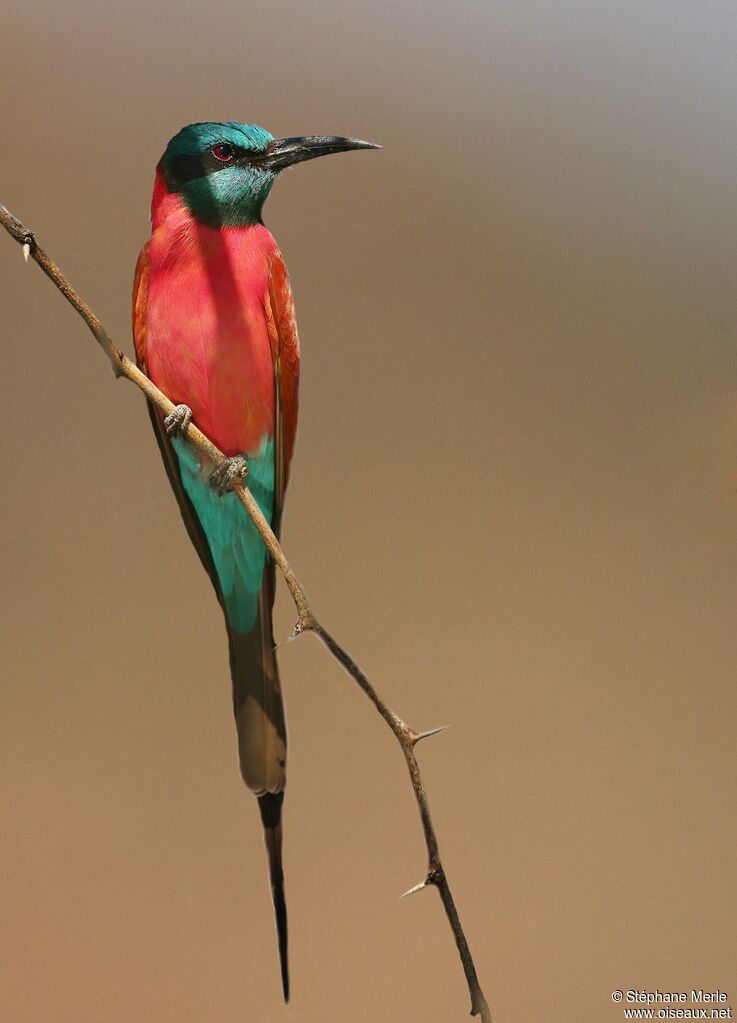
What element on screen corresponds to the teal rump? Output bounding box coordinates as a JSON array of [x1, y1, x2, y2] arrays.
[[172, 435, 275, 634]]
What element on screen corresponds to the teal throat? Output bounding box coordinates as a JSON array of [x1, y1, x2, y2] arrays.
[[173, 436, 275, 634]]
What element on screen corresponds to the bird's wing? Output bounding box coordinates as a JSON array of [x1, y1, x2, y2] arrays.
[[132, 242, 300, 604], [132, 241, 153, 373], [132, 241, 224, 603], [264, 249, 301, 542]]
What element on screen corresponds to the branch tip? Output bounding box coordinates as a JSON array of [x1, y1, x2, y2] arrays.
[[471, 990, 493, 1023]]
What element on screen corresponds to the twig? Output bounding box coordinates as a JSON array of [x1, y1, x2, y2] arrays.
[[1, 203, 492, 1023]]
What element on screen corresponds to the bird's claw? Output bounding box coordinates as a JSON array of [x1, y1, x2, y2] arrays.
[[209, 455, 248, 495], [164, 404, 193, 437]]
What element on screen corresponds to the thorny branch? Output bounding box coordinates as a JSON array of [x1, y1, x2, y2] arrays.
[[1, 203, 492, 1023]]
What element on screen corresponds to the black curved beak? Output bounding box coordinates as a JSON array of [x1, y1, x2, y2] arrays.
[[263, 135, 381, 172]]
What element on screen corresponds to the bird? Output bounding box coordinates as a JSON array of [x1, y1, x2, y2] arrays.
[[132, 121, 379, 1000]]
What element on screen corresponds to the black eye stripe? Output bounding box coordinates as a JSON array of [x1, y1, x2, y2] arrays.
[[164, 145, 269, 190]]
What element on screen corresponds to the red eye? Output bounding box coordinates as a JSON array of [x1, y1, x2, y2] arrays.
[[212, 144, 234, 161]]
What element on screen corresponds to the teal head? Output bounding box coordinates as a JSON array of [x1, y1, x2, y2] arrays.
[[160, 121, 380, 227]]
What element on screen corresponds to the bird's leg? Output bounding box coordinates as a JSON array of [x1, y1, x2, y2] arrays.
[[164, 403, 193, 437], [209, 455, 248, 495]]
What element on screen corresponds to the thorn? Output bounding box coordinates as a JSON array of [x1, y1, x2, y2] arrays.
[[291, 612, 315, 638], [21, 231, 35, 262], [412, 725, 450, 745], [286, 620, 311, 642], [400, 880, 427, 899]]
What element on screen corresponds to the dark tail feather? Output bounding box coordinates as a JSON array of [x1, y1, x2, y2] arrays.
[[229, 589, 288, 999], [258, 793, 289, 1001]]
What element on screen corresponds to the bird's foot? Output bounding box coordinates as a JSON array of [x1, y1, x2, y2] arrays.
[[209, 455, 248, 495], [164, 404, 193, 437]]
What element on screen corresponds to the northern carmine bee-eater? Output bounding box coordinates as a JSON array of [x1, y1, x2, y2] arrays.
[[132, 122, 379, 999]]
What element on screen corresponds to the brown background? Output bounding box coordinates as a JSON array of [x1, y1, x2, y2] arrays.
[[1, 3, 736, 1021]]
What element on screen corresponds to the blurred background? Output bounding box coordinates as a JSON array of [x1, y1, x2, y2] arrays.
[[1, 2, 736, 1021]]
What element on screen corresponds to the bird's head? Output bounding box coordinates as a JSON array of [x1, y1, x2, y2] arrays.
[[160, 121, 380, 227]]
